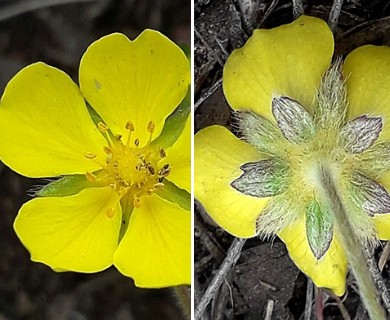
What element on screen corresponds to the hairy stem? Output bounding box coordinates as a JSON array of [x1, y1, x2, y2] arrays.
[[317, 165, 386, 320]]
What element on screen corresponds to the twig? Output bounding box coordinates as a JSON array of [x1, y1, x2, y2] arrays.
[[304, 279, 314, 320], [264, 300, 274, 320], [194, 238, 246, 320], [379, 241, 390, 272], [328, 0, 344, 32], [292, 0, 304, 19], [194, 78, 222, 112], [0, 0, 97, 22], [257, 0, 280, 28]]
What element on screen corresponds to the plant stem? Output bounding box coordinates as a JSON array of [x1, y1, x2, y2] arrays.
[[172, 285, 191, 320], [317, 165, 386, 320]]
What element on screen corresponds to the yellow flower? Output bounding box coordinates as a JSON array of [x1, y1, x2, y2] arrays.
[[195, 15, 390, 296], [0, 30, 191, 288]]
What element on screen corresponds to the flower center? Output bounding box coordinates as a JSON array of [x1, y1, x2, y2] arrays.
[[85, 120, 170, 208]]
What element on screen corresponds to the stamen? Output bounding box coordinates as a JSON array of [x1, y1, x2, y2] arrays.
[[125, 121, 135, 146], [106, 207, 115, 218], [85, 152, 97, 159], [159, 148, 166, 158], [154, 182, 165, 189], [125, 121, 135, 132], [147, 120, 156, 134], [147, 120, 155, 144], [134, 138, 140, 147], [85, 172, 97, 181], [159, 164, 171, 177], [147, 165, 155, 175], [98, 122, 109, 133], [133, 196, 141, 208]]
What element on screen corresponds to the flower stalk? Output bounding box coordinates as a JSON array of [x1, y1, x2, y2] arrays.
[[317, 164, 386, 320]]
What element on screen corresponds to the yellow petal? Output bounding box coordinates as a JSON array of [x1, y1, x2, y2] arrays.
[[0, 63, 107, 177], [372, 213, 390, 240], [223, 15, 333, 120], [195, 125, 269, 238], [79, 31, 190, 147], [344, 45, 390, 140], [278, 219, 348, 296], [14, 187, 121, 272], [114, 194, 190, 287], [164, 115, 191, 192]]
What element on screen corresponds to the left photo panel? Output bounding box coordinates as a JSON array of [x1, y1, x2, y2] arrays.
[[0, 1, 191, 319]]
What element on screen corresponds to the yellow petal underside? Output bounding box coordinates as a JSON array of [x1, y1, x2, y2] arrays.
[[0, 63, 106, 177], [114, 194, 190, 287], [79, 30, 190, 147], [372, 213, 390, 240], [14, 187, 121, 272], [278, 219, 348, 296], [344, 45, 390, 141], [223, 15, 333, 120], [195, 125, 269, 238], [164, 115, 191, 192]]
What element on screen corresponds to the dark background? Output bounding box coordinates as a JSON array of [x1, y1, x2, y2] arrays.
[[0, 1, 190, 319], [194, 0, 390, 319]]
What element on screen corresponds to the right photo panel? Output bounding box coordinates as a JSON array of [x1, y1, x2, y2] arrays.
[[194, 1, 390, 319]]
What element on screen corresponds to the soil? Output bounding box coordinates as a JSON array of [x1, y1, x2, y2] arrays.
[[0, 1, 190, 319], [194, 1, 390, 319]]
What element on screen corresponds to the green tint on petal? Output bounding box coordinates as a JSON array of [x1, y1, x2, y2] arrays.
[[114, 194, 190, 287], [162, 115, 191, 192], [37, 173, 106, 197], [344, 45, 390, 141], [14, 187, 121, 272], [278, 219, 348, 296], [155, 179, 190, 211], [150, 87, 190, 150], [223, 15, 333, 120], [195, 125, 269, 238], [79, 31, 190, 148], [306, 199, 333, 260], [0, 63, 106, 177]]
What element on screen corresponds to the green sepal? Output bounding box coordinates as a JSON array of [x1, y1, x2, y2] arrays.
[[118, 195, 135, 242], [179, 43, 191, 61], [36, 173, 106, 197], [231, 159, 290, 198], [150, 86, 190, 150], [306, 198, 333, 260], [155, 179, 190, 211]]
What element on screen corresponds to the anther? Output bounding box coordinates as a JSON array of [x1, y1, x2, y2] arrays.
[[85, 152, 97, 159], [154, 182, 165, 189], [159, 148, 166, 158], [147, 165, 155, 175], [98, 122, 109, 133], [103, 146, 112, 155], [85, 172, 97, 181], [147, 121, 156, 134], [106, 207, 115, 218], [133, 196, 141, 208], [134, 138, 140, 147], [125, 121, 135, 132]]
